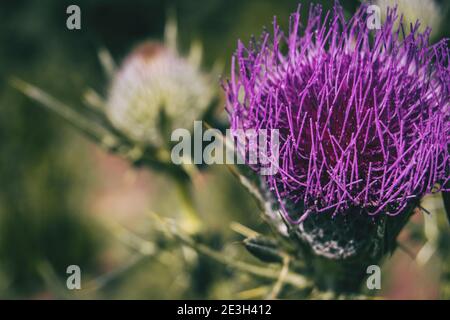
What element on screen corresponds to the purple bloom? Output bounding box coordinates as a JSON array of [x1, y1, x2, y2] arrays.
[[225, 2, 449, 223]]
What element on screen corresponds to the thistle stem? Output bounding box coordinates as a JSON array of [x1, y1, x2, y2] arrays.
[[266, 255, 290, 299], [166, 221, 311, 290], [174, 179, 202, 234]]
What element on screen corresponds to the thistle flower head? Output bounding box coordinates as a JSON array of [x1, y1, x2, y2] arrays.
[[107, 41, 214, 147], [225, 3, 449, 224]]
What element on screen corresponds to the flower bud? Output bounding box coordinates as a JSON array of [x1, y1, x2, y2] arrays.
[[375, 0, 443, 38], [107, 41, 214, 147]]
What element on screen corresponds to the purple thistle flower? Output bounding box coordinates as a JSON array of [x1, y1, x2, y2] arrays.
[[225, 2, 449, 224]]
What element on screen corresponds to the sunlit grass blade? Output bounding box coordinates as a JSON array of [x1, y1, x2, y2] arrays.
[[98, 47, 116, 79]]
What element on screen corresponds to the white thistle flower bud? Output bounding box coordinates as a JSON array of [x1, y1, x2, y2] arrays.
[[106, 41, 214, 146], [375, 0, 443, 37]]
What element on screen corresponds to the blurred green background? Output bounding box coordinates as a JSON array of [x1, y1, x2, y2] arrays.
[[0, 0, 449, 299]]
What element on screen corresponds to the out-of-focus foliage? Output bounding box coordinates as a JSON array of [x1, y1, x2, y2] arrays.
[[0, 1, 103, 297]]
